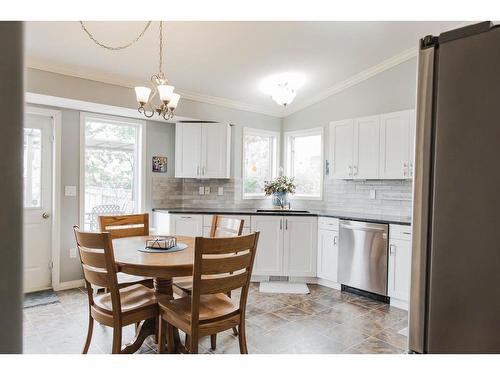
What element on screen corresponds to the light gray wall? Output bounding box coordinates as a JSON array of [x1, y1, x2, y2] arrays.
[[0, 21, 23, 353], [282, 58, 417, 217], [26, 68, 281, 283]]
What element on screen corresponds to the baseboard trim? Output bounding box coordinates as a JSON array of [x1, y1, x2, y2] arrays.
[[390, 298, 409, 311], [53, 279, 85, 291], [317, 278, 341, 290]]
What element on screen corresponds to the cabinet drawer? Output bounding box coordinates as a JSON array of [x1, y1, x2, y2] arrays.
[[202, 214, 251, 228], [318, 217, 339, 231], [389, 224, 412, 241]]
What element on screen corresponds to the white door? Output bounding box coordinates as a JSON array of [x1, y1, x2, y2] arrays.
[[283, 216, 317, 277], [317, 229, 339, 282], [353, 115, 380, 179], [175, 123, 202, 178], [329, 119, 354, 179], [379, 110, 410, 179], [201, 123, 230, 178], [251, 216, 284, 276], [23, 113, 53, 292], [170, 215, 203, 236], [388, 239, 412, 301]]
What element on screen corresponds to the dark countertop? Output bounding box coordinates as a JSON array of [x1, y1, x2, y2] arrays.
[[152, 207, 411, 226]]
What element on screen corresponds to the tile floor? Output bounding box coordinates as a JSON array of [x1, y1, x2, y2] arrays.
[[23, 283, 409, 354]]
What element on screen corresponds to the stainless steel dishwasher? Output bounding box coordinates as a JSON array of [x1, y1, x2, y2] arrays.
[[338, 220, 389, 296]]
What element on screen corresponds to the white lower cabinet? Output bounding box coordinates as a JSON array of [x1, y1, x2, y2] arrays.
[[154, 213, 203, 237], [388, 224, 412, 309], [317, 229, 339, 282], [251, 215, 317, 277]]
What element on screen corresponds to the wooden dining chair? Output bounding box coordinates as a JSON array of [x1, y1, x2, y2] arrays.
[[99, 213, 153, 289], [172, 215, 244, 348], [73, 226, 158, 354], [157, 232, 260, 354]]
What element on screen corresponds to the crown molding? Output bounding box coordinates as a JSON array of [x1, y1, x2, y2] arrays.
[[282, 46, 419, 117], [25, 59, 284, 118]]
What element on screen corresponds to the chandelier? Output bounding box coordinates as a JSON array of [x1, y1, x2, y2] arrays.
[[80, 21, 180, 120], [134, 21, 180, 120]]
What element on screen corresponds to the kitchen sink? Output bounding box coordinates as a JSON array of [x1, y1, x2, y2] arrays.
[[256, 209, 310, 213]]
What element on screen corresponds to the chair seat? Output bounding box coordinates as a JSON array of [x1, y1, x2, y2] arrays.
[[117, 272, 152, 288], [158, 293, 238, 323], [172, 276, 193, 293], [94, 284, 156, 314]]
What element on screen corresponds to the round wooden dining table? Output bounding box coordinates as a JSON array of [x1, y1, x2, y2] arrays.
[[112, 235, 195, 352]]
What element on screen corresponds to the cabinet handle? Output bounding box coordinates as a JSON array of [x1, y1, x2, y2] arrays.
[[202, 166, 206, 176], [348, 165, 352, 176], [280, 219, 282, 230], [389, 244, 396, 255], [285, 218, 288, 230], [196, 166, 200, 177], [353, 165, 358, 176], [409, 162, 413, 177], [403, 163, 408, 178], [333, 236, 338, 246]]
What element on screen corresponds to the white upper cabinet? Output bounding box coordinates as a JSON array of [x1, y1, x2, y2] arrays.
[[175, 122, 231, 179], [353, 115, 380, 179], [329, 119, 355, 179], [379, 110, 411, 179]]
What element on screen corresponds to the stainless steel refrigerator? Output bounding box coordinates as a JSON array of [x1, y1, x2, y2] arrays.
[[409, 21, 500, 354]]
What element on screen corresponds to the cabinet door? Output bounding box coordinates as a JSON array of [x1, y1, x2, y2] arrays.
[[388, 239, 412, 301], [379, 111, 410, 179], [175, 123, 202, 178], [317, 229, 339, 282], [408, 109, 416, 179], [251, 216, 284, 276], [201, 123, 231, 178], [329, 119, 354, 179], [170, 214, 203, 237], [353, 115, 380, 179], [283, 216, 317, 277]]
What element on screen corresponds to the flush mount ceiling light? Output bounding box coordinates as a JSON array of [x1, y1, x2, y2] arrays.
[[80, 21, 180, 120], [260, 73, 305, 107]]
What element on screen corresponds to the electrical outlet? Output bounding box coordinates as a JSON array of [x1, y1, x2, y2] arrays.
[[69, 248, 77, 258], [198, 186, 205, 195], [218, 186, 224, 196], [204, 186, 211, 195], [65, 185, 77, 197], [370, 189, 376, 199]]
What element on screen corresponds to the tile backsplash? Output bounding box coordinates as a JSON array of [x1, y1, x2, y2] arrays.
[[152, 176, 413, 217]]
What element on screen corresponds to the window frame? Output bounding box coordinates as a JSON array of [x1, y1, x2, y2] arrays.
[[79, 112, 146, 229], [284, 127, 324, 200], [241, 127, 280, 200]]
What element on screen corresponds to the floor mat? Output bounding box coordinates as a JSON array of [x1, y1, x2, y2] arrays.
[[259, 281, 310, 294], [24, 289, 60, 309]]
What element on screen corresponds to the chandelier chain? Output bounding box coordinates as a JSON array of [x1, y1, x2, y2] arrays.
[[159, 21, 164, 75], [79, 21, 152, 51]]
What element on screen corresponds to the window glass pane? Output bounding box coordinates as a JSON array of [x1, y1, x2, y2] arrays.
[[23, 128, 42, 208], [243, 134, 274, 196], [291, 134, 322, 197], [84, 119, 139, 230]]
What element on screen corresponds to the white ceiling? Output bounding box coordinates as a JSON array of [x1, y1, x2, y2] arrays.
[[25, 21, 464, 117]]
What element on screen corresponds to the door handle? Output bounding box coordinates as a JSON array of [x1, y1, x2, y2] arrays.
[[42, 212, 50, 219], [389, 244, 396, 255]]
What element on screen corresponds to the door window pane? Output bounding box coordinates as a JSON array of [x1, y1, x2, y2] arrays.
[[243, 130, 278, 197], [23, 128, 42, 208], [83, 116, 141, 230]]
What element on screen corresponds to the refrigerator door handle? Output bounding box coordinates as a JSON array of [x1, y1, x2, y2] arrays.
[[408, 43, 436, 354]]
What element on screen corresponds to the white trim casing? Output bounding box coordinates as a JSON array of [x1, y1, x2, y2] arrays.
[[241, 127, 280, 200], [25, 106, 62, 290], [79, 112, 146, 229], [284, 127, 324, 200]]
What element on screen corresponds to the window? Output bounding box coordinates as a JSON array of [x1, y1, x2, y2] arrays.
[[23, 127, 42, 208], [80, 113, 145, 231], [242, 128, 279, 198], [285, 128, 324, 199]]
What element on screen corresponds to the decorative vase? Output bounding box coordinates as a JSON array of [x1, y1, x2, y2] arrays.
[[272, 192, 289, 209]]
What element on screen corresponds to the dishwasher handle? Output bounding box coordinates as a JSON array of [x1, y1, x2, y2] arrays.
[[340, 223, 387, 232]]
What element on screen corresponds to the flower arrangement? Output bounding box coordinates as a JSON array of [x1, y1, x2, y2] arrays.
[[263, 176, 296, 196]]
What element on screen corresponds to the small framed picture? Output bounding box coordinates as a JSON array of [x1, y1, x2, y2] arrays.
[[152, 156, 167, 173]]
